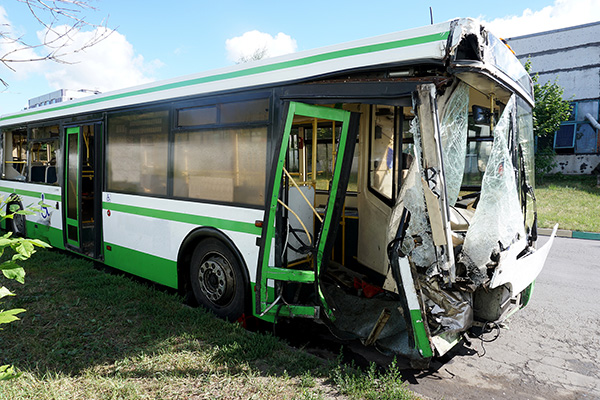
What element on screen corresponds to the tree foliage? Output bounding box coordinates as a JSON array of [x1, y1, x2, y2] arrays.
[[525, 60, 572, 177], [0, 196, 50, 380], [1, 0, 111, 86], [525, 59, 572, 138]]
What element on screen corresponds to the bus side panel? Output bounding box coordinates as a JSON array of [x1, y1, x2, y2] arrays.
[[0, 181, 65, 249], [101, 192, 263, 289]]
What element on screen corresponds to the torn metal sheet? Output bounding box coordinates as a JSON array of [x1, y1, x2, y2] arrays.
[[490, 224, 558, 295], [419, 276, 473, 334], [414, 84, 456, 283]]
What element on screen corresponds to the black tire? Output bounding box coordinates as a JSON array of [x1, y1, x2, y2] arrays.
[[190, 238, 247, 321], [8, 202, 26, 237]]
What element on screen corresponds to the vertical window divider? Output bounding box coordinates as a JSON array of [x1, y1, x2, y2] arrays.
[[167, 106, 175, 197]]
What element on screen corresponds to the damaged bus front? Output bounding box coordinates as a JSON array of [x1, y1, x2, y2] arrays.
[[256, 18, 557, 367]]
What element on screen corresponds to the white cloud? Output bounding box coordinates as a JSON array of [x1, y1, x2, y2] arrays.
[[225, 30, 297, 63], [40, 26, 162, 93], [1, 5, 160, 93], [483, 0, 600, 38], [0, 6, 44, 78]]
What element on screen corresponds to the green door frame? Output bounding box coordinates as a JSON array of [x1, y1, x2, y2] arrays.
[[65, 126, 81, 248], [256, 101, 356, 320]]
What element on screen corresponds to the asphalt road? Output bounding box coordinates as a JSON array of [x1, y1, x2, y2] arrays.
[[406, 235, 600, 400]]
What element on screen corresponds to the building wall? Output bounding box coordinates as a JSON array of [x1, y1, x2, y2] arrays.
[[507, 22, 600, 101], [507, 22, 600, 174]]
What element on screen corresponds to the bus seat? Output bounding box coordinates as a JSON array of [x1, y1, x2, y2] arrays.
[[46, 166, 57, 184], [31, 165, 46, 183]]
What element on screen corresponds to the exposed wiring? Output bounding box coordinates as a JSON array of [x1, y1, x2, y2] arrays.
[[471, 322, 502, 357]]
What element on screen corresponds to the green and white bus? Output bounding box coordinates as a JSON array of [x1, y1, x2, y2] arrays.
[[0, 18, 557, 366]]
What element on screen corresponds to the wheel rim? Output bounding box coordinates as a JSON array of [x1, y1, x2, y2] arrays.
[[197, 252, 236, 306], [12, 214, 25, 236]]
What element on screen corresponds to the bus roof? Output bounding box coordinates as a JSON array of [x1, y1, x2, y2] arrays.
[[0, 18, 531, 126]]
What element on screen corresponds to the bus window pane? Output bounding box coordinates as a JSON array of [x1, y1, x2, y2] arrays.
[[173, 127, 267, 205], [220, 99, 269, 124], [67, 134, 78, 220], [31, 125, 60, 140], [107, 110, 169, 195], [370, 106, 395, 200], [462, 141, 493, 186], [2, 129, 28, 181], [178, 106, 217, 127]]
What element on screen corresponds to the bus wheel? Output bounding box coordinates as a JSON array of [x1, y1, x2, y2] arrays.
[[190, 238, 246, 321], [8, 203, 26, 237]]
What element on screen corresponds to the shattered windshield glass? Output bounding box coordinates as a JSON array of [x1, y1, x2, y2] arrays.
[[439, 82, 469, 206], [462, 95, 526, 269]]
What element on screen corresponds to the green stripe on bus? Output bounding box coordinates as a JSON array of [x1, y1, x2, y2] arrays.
[[0, 186, 61, 202], [25, 221, 64, 249], [104, 242, 178, 289], [410, 309, 433, 358], [102, 202, 261, 235], [1, 31, 449, 122]]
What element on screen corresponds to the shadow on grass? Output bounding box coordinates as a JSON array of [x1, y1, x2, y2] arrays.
[[0, 249, 325, 380]]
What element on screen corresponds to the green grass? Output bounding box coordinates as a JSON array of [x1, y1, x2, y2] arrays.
[[0, 249, 420, 400], [536, 174, 600, 233]]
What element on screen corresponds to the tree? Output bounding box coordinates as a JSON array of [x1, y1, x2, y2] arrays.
[[236, 46, 268, 64], [0, 197, 50, 380], [1, 0, 111, 87], [525, 60, 572, 177]]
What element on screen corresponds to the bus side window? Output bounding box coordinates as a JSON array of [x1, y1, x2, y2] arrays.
[[2, 129, 27, 181], [173, 98, 269, 206], [29, 125, 60, 185], [369, 105, 402, 202], [107, 109, 169, 196]]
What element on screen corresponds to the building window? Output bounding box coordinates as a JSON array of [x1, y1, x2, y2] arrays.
[[555, 100, 599, 154]]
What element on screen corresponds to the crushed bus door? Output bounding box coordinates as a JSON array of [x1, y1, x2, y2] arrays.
[[256, 102, 359, 320]]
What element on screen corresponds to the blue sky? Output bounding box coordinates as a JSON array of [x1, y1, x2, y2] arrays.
[[1, 0, 599, 114]]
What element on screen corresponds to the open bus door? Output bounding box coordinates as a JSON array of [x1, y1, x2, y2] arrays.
[[64, 123, 103, 258], [256, 102, 359, 321]]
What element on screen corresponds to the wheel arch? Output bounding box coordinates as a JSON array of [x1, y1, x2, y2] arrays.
[[177, 227, 251, 305]]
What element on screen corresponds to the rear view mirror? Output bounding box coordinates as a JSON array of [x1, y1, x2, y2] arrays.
[[472, 105, 491, 124]]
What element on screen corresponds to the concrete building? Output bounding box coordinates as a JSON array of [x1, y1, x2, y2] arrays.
[[507, 22, 600, 174]]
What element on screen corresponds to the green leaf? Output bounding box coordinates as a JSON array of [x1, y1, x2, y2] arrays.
[[0, 364, 21, 381], [13, 209, 36, 216], [0, 237, 14, 247], [1, 265, 25, 284], [15, 240, 35, 258], [30, 238, 51, 248], [0, 308, 26, 324], [1, 259, 22, 270], [0, 286, 15, 299]]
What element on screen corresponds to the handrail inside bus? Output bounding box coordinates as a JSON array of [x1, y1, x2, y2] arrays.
[[283, 167, 323, 223]]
